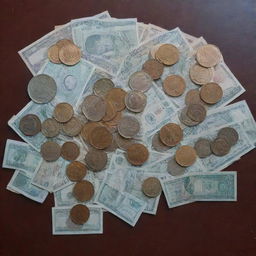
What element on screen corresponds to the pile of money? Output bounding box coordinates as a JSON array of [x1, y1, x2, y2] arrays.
[[2, 11, 256, 235]]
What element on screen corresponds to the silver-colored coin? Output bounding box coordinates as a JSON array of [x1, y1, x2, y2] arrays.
[[179, 107, 200, 127], [211, 138, 231, 156], [62, 117, 82, 137], [84, 149, 107, 172], [19, 114, 41, 136], [125, 90, 147, 113], [194, 138, 212, 158], [40, 141, 61, 162], [187, 104, 207, 122], [117, 116, 140, 139], [166, 157, 186, 176], [41, 118, 60, 138], [93, 78, 115, 97], [152, 132, 169, 152], [27, 74, 57, 103], [217, 127, 239, 146], [113, 133, 134, 150], [128, 71, 153, 92]]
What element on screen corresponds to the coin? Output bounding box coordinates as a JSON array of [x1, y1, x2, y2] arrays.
[[66, 161, 87, 182], [82, 95, 106, 121], [117, 116, 140, 139], [155, 44, 179, 66], [89, 126, 113, 149], [105, 88, 126, 111], [70, 204, 90, 225], [189, 63, 214, 85], [126, 143, 149, 166], [73, 180, 94, 202], [104, 136, 118, 152], [159, 123, 183, 146], [102, 101, 117, 122], [150, 44, 164, 59], [84, 148, 108, 171], [179, 107, 200, 127], [185, 89, 204, 105], [103, 111, 122, 129], [142, 59, 164, 80], [61, 142, 80, 161], [58, 43, 81, 66], [93, 78, 115, 97], [62, 117, 82, 137], [124, 90, 147, 113], [19, 114, 41, 136], [47, 44, 61, 64], [40, 141, 61, 162], [211, 138, 231, 156], [166, 157, 186, 176], [200, 83, 223, 104], [41, 118, 60, 138], [53, 103, 74, 123], [175, 145, 197, 167], [186, 104, 207, 122], [128, 71, 153, 92], [218, 127, 239, 146], [27, 74, 57, 104], [113, 132, 134, 150], [196, 44, 222, 68], [80, 122, 103, 143], [194, 138, 212, 158], [163, 75, 186, 97], [151, 132, 170, 152], [142, 177, 162, 198], [56, 39, 73, 48]]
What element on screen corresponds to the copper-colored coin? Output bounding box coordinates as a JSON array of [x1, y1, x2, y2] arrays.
[[105, 88, 126, 111], [211, 138, 231, 156], [58, 43, 81, 66], [80, 122, 103, 143], [56, 39, 73, 48], [142, 177, 162, 198], [217, 127, 239, 146], [187, 104, 207, 122], [53, 103, 74, 123], [102, 101, 117, 122], [73, 180, 94, 202], [61, 141, 80, 161], [159, 123, 183, 146], [142, 59, 164, 80], [62, 117, 82, 137], [200, 83, 223, 104], [126, 143, 149, 166], [175, 145, 197, 167], [163, 75, 186, 97], [155, 44, 179, 66], [189, 64, 214, 85], [66, 161, 87, 182], [19, 114, 41, 136], [47, 44, 61, 64], [113, 132, 134, 150], [185, 89, 204, 105], [85, 148, 108, 171], [89, 126, 113, 149], [70, 204, 90, 225], [41, 118, 60, 138], [40, 141, 61, 162]]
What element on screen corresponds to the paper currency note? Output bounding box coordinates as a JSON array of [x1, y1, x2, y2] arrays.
[[137, 22, 147, 42]]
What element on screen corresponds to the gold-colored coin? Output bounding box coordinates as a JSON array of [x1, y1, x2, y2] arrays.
[[56, 39, 73, 48], [80, 122, 103, 143], [142, 59, 164, 80], [70, 204, 90, 225], [200, 83, 223, 104], [59, 43, 81, 66], [189, 64, 214, 85], [53, 103, 74, 123], [175, 145, 197, 167], [105, 88, 126, 111], [73, 180, 94, 202], [163, 75, 186, 97], [126, 143, 149, 166], [66, 161, 87, 182], [47, 44, 61, 64], [159, 123, 183, 147], [89, 126, 113, 149], [61, 141, 80, 161], [155, 44, 179, 66]]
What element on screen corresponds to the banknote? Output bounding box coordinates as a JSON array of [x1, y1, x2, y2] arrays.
[[139, 26, 150, 44], [7, 170, 48, 203], [52, 159, 70, 192], [137, 22, 147, 43], [2, 139, 41, 176], [52, 205, 103, 235]]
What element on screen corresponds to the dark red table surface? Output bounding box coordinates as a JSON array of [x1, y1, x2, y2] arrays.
[[1, 1, 256, 255]]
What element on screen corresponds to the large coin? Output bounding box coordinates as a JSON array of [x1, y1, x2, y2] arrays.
[[19, 114, 41, 136], [186, 104, 207, 122], [142, 59, 164, 80], [41, 118, 60, 138], [113, 132, 134, 150], [89, 126, 113, 149], [93, 78, 115, 97], [41, 141, 61, 162], [126, 143, 149, 166], [61, 142, 80, 161], [62, 117, 82, 137], [58, 43, 81, 66], [189, 64, 214, 85], [84, 148, 108, 171], [159, 123, 183, 146], [185, 89, 204, 105], [70, 204, 90, 225], [128, 71, 152, 92], [73, 180, 94, 202], [163, 75, 186, 97], [117, 116, 140, 139], [53, 103, 74, 123], [151, 132, 170, 152], [211, 138, 231, 156], [47, 44, 61, 64], [80, 122, 103, 143], [166, 157, 186, 176], [142, 177, 162, 198], [194, 138, 212, 158], [102, 101, 117, 122], [66, 161, 87, 182], [200, 83, 223, 104], [217, 127, 239, 146], [175, 145, 197, 167], [125, 90, 147, 113], [155, 44, 179, 66], [179, 107, 200, 127], [27, 74, 57, 104], [105, 88, 126, 111]]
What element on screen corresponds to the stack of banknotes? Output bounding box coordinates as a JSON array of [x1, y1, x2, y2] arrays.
[[2, 10, 256, 235]]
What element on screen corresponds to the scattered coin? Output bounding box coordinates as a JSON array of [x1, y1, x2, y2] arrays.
[[186, 104, 207, 122], [117, 116, 140, 139], [179, 107, 200, 127], [155, 44, 179, 66], [163, 75, 186, 97], [103, 111, 122, 130], [142, 177, 162, 198], [93, 78, 115, 97], [66, 161, 87, 182], [73, 180, 94, 202], [159, 123, 183, 146], [80, 122, 103, 143], [102, 101, 117, 122], [185, 89, 204, 105], [41, 141, 61, 162], [150, 44, 164, 59], [62, 117, 82, 137], [194, 138, 212, 158], [41, 118, 60, 138], [61, 141, 80, 161], [175, 145, 197, 167], [128, 71, 153, 92], [113, 132, 134, 150], [27, 74, 57, 104], [19, 114, 41, 136], [211, 138, 231, 156], [125, 90, 147, 113], [84, 148, 108, 171], [126, 143, 149, 166], [58, 43, 81, 66], [189, 63, 214, 85], [47, 44, 61, 64], [218, 127, 239, 146], [53, 102, 74, 123], [142, 59, 164, 80], [152, 132, 170, 152], [89, 126, 113, 149], [166, 157, 186, 176], [105, 88, 126, 111], [200, 83, 223, 104], [70, 204, 90, 225]]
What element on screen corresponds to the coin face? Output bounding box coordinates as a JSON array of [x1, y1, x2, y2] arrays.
[[48, 44, 61, 64], [84, 148, 108, 171], [53, 103, 74, 123], [61, 142, 80, 161], [179, 107, 200, 127], [70, 204, 90, 225], [163, 75, 186, 97], [66, 161, 87, 182], [175, 145, 197, 167], [159, 123, 183, 146], [117, 116, 140, 139], [128, 71, 153, 92], [125, 90, 147, 113], [166, 157, 186, 176], [155, 44, 179, 66], [105, 88, 126, 111], [113, 132, 134, 150], [186, 104, 207, 122], [189, 64, 214, 85], [80, 122, 103, 143], [93, 78, 115, 97], [41, 118, 60, 138], [126, 143, 149, 166], [27, 74, 57, 104], [211, 138, 231, 156], [142, 177, 162, 198], [19, 114, 41, 136], [194, 138, 212, 158], [73, 180, 94, 202], [82, 95, 106, 122], [218, 127, 239, 146], [102, 101, 117, 122], [185, 89, 204, 105], [62, 117, 82, 137], [89, 126, 113, 149], [151, 132, 170, 152], [200, 83, 223, 104], [41, 141, 61, 162], [142, 59, 164, 80], [58, 43, 81, 66]]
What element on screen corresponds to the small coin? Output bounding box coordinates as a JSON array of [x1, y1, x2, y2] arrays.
[[62, 117, 82, 137], [41, 118, 60, 138], [155, 44, 179, 66], [126, 143, 149, 166], [102, 101, 117, 122], [218, 127, 239, 146], [80, 122, 103, 143], [53, 103, 74, 123], [47, 44, 61, 64], [89, 126, 113, 149], [142, 177, 162, 198], [124, 90, 147, 113], [82, 95, 106, 122], [58, 43, 81, 66], [175, 145, 197, 167], [159, 123, 183, 146], [61, 142, 80, 161], [19, 114, 41, 136], [211, 138, 231, 156], [105, 88, 126, 111], [189, 64, 214, 85], [41, 141, 61, 162], [196, 44, 222, 68], [56, 39, 73, 48], [27, 74, 57, 104], [117, 116, 140, 139], [66, 161, 87, 182], [150, 44, 164, 59], [185, 89, 204, 105], [166, 157, 186, 176], [142, 59, 164, 80], [70, 204, 90, 225], [152, 132, 170, 152], [128, 71, 153, 92], [113, 132, 134, 150], [84, 148, 108, 171], [93, 78, 115, 97], [73, 180, 94, 202], [179, 107, 201, 127], [200, 83, 223, 104], [186, 104, 207, 122], [163, 75, 186, 97], [194, 138, 212, 158]]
